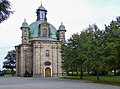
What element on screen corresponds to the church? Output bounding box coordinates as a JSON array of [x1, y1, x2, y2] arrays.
[[15, 4, 66, 77]]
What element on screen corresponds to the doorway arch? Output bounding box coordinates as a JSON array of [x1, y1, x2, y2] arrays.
[[45, 67, 51, 77]]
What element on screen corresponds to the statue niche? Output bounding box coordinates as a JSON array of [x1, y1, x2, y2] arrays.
[[41, 28, 47, 37]]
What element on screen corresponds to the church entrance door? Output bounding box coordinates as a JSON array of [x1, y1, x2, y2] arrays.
[[45, 67, 51, 77]]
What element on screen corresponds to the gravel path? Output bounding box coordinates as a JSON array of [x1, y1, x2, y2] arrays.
[[0, 77, 119, 89]]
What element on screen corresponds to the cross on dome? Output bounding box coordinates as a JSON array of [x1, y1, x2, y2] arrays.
[[41, 0, 42, 6]]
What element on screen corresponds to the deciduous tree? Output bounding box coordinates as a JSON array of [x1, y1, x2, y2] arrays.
[[0, 0, 13, 23], [3, 50, 16, 76]]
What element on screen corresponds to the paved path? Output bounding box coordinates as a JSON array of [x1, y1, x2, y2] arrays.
[[0, 77, 119, 89]]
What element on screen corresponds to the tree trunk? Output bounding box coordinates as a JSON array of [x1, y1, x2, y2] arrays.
[[76, 72, 79, 76], [67, 71, 69, 76], [97, 69, 99, 80], [80, 65, 83, 79], [114, 68, 117, 76], [105, 71, 108, 76], [87, 69, 90, 76], [72, 71, 74, 76], [77, 65, 79, 76], [11, 69, 14, 76]]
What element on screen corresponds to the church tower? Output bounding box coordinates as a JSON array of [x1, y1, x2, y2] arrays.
[[36, 4, 47, 21], [58, 22, 66, 42], [21, 19, 29, 44]]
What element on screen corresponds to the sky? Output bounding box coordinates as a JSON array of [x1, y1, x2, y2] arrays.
[[0, 0, 120, 69]]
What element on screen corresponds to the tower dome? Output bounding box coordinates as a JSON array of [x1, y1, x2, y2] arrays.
[[38, 4, 46, 11], [59, 22, 65, 30], [21, 19, 28, 28]]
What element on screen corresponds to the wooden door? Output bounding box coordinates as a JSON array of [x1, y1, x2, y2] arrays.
[[45, 67, 51, 77]]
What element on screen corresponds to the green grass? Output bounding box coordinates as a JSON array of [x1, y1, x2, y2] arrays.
[[63, 76, 120, 86]]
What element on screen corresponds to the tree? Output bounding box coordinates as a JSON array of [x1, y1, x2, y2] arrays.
[[104, 17, 120, 76], [82, 25, 95, 76], [93, 25, 104, 80], [61, 40, 77, 75], [3, 50, 16, 76], [61, 17, 120, 80], [0, 0, 13, 23], [81, 24, 103, 80]]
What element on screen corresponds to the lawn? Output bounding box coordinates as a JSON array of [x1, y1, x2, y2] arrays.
[[63, 76, 120, 86]]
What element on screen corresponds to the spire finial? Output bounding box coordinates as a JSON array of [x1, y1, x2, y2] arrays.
[[41, 0, 42, 6], [24, 18, 26, 22], [61, 22, 63, 25]]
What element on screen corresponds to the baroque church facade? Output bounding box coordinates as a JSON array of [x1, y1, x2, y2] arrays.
[[15, 4, 66, 77]]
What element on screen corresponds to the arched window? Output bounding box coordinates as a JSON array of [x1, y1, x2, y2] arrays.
[[23, 30, 27, 35]]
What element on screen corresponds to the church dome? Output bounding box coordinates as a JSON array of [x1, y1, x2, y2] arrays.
[[59, 22, 65, 30], [29, 21, 57, 39], [21, 19, 28, 28]]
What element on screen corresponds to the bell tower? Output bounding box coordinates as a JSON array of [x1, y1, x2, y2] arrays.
[[21, 19, 29, 44], [36, 4, 47, 21], [57, 22, 66, 42]]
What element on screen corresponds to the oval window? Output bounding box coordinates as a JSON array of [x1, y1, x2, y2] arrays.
[[44, 61, 51, 66]]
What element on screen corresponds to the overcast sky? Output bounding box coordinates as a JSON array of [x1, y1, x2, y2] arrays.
[[0, 0, 120, 69]]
